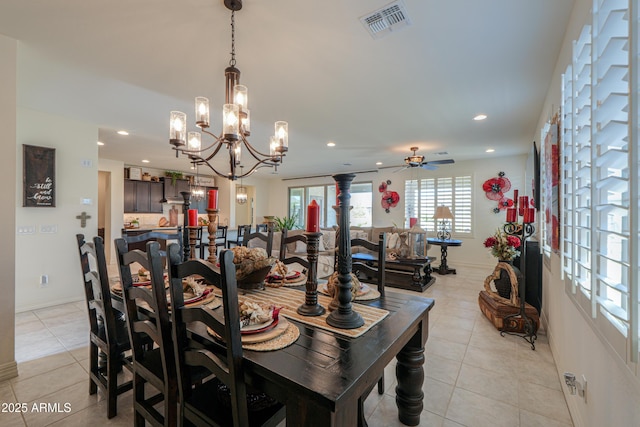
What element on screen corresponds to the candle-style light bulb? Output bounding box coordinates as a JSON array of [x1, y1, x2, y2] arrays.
[[187, 132, 201, 151], [169, 111, 187, 146]]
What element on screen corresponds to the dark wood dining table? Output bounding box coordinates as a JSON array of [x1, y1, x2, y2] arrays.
[[112, 285, 434, 426]]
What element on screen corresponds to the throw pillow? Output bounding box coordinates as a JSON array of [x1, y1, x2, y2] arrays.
[[387, 232, 399, 249]]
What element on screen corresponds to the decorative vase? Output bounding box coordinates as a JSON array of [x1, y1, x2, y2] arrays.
[[493, 260, 523, 299], [397, 233, 410, 259]]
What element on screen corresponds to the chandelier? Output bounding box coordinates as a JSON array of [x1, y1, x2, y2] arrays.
[[168, 0, 288, 181], [236, 166, 247, 204]]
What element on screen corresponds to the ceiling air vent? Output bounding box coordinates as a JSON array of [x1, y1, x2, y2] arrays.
[[360, 1, 412, 40]]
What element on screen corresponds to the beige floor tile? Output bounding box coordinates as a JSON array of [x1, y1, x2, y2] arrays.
[[456, 363, 518, 407], [22, 381, 101, 427], [463, 343, 521, 377], [517, 357, 562, 391], [426, 336, 467, 362], [15, 337, 67, 364], [446, 388, 519, 427], [33, 304, 84, 321], [518, 382, 572, 425], [519, 408, 573, 427], [436, 314, 476, 332], [442, 418, 466, 427], [15, 311, 39, 325], [429, 324, 472, 346], [421, 376, 454, 417], [13, 352, 76, 383], [11, 363, 87, 403], [367, 394, 445, 427], [425, 354, 462, 385]]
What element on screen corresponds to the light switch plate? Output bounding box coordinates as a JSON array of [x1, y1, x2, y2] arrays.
[[17, 226, 36, 234], [40, 225, 58, 233]]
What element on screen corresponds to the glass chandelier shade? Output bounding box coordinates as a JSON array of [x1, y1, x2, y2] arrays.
[[168, 3, 288, 181]]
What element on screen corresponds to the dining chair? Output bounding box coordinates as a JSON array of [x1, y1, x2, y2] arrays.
[[76, 234, 133, 419], [242, 227, 275, 256], [227, 224, 251, 248], [351, 232, 387, 395], [278, 229, 310, 270], [255, 223, 269, 232], [214, 225, 228, 256], [166, 245, 286, 427], [114, 238, 178, 426], [121, 227, 184, 263]]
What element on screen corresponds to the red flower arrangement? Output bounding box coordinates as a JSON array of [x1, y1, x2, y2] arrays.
[[483, 229, 521, 261], [381, 190, 400, 213]]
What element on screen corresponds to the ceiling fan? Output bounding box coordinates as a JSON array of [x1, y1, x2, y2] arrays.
[[402, 147, 455, 170]]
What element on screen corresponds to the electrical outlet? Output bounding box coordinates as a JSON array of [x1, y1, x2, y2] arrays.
[[40, 275, 49, 287]]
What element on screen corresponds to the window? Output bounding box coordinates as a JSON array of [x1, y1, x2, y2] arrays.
[[288, 182, 372, 228], [560, 0, 639, 373], [404, 175, 473, 235]]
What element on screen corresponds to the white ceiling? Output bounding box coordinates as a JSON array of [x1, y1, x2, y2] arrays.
[[0, 0, 575, 180]]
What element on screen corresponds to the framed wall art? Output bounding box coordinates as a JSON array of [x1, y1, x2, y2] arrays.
[[23, 144, 56, 207]]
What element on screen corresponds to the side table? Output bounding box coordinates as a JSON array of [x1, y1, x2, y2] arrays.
[[427, 238, 462, 275]]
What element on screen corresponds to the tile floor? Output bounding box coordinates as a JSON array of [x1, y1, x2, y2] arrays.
[[1, 265, 573, 426]]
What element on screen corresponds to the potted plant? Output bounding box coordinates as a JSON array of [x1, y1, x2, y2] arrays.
[[273, 216, 297, 232], [165, 170, 184, 185]]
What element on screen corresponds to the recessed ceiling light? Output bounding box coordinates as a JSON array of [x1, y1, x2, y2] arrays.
[[376, 161, 383, 166], [486, 148, 495, 153], [142, 159, 150, 163], [97, 141, 104, 146], [473, 114, 487, 121], [117, 130, 129, 136], [327, 142, 336, 147]]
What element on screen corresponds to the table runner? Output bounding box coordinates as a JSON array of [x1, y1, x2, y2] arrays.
[[237, 286, 389, 338]]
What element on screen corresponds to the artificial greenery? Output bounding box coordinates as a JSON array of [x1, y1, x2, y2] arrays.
[[273, 216, 297, 231], [165, 170, 184, 185]]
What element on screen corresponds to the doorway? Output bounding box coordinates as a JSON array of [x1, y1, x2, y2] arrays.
[[98, 171, 112, 263], [235, 184, 255, 228]]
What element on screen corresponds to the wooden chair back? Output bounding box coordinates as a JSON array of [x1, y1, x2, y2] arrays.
[[278, 229, 310, 269], [242, 227, 275, 256], [215, 225, 228, 252], [114, 237, 177, 425], [351, 232, 387, 296], [76, 234, 132, 418], [228, 224, 251, 248], [121, 227, 184, 262], [167, 245, 284, 426]]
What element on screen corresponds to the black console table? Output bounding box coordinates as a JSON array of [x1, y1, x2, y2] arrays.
[[427, 238, 462, 275], [352, 253, 435, 292]]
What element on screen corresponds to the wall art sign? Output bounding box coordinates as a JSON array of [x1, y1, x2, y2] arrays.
[[23, 144, 56, 207]]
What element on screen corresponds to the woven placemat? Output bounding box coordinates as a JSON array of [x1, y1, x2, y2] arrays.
[[317, 283, 380, 301], [239, 287, 389, 338], [265, 273, 307, 288], [207, 317, 299, 351]]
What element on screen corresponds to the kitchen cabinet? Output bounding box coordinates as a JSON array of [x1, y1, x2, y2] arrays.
[[124, 180, 164, 213], [161, 178, 191, 202]]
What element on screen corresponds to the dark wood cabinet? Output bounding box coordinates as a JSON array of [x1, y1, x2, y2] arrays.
[[124, 180, 164, 213]]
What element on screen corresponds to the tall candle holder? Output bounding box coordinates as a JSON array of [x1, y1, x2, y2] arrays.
[[326, 173, 364, 329], [206, 209, 219, 264], [297, 231, 326, 316], [187, 226, 198, 260], [180, 191, 191, 261], [501, 192, 537, 350]]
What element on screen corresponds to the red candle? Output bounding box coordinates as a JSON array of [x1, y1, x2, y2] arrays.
[[519, 196, 529, 216], [513, 189, 519, 205], [524, 208, 535, 224], [410, 217, 418, 227], [207, 188, 218, 210], [188, 209, 198, 227], [335, 183, 340, 206], [506, 208, 517, 223], [306, 200, 320, 232]]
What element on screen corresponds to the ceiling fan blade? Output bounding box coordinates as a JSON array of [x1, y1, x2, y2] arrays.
[[424, 159, 455, 165], [420, 164, 438, 170]]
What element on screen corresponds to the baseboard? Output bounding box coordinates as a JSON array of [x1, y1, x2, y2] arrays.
[[0, 360, 18, 382]]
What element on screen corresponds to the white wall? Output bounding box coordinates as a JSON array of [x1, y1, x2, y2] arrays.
[[15, 107, 98, 312], [0, 34, 18, 381], [260, 154, 527, 268], [535, 1, 640, 426]]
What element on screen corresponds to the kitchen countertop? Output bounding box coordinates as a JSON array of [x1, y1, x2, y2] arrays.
[[122, 226, 181, 232]]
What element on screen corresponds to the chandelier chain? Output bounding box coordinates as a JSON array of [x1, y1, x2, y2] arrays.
[[229, 10, 236, 67]]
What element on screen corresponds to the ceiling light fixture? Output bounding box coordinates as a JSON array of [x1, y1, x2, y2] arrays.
[[236, 166, 248, 204], [376, 161, 383, 166], [473, 114, 487, 121], [142, 159, 150, 163], [327, 142, 336, 147], [97, 141, 104, 146], [117, 130, 129, 135], [169, 0, 288, 181], [485, 148, 495, 153]]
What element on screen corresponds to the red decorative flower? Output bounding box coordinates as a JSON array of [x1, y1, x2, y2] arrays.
[[381, 190, 400, 212], [498, 197, 514, 209], [378, 181, 387, 192], [507, 236, 521, 248], [483, 237, 498, 248]]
